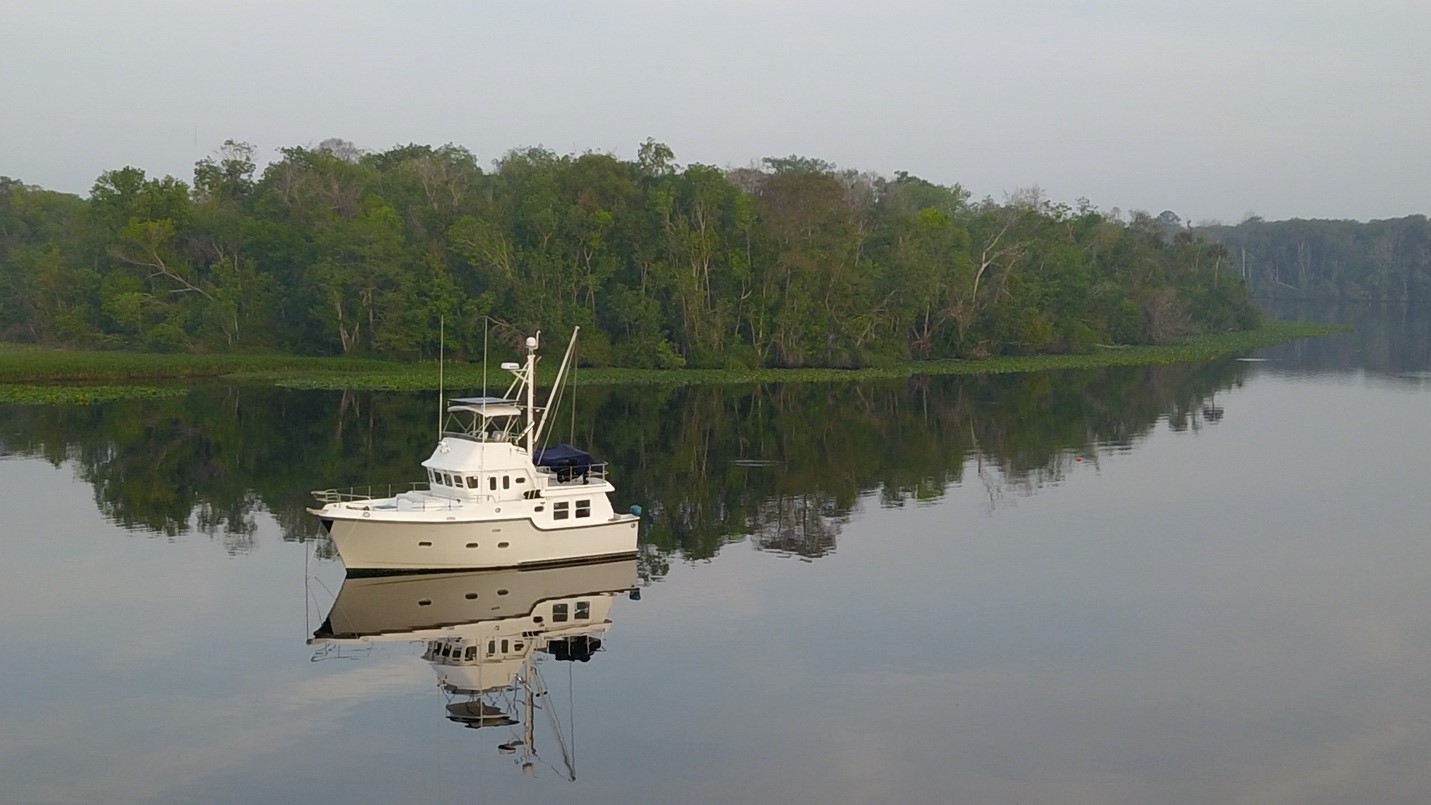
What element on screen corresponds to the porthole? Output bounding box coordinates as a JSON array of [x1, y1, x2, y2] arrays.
[[418, 541, 433, 547], [465, 593, 478, 600], [465, 542, 478, 548], [418, 599, 432, 607], [498, 541, 510, 548], [497, 588, 509, 596]]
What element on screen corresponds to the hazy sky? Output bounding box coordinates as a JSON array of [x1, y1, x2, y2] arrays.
[[3, 1, 1427, 223]]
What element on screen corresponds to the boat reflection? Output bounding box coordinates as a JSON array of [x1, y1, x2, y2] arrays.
[[309, 559, 639, 779]]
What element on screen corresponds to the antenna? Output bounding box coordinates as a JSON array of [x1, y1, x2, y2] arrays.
[[437, 314, 445, 440]]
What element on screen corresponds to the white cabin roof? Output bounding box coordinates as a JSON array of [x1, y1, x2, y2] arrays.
[[446, 396, 525, 418]]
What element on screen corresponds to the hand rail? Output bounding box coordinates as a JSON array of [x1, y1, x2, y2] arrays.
[[310, 482, 430, 505]]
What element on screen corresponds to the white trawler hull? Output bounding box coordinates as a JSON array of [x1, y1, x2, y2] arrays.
[[316, 511, 639, 573]]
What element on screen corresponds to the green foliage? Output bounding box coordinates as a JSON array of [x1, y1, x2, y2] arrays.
[[1, 142, 1268, 367]]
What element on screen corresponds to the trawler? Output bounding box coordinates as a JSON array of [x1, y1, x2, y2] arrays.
[[308, 328, 640, 573]]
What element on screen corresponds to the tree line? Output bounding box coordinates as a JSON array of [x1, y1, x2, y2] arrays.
[[1195, 215, 1431, 302], [0, 139, 1259, 367]]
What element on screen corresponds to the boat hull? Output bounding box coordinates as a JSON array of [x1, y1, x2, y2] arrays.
[[315, 512, 640, 573]]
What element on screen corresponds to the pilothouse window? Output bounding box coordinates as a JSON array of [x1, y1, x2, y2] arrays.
[[553, 603, 569, 622], [576, 499, 591, 518], [553, 502, 570, 520], [576, 601, 591, 620]]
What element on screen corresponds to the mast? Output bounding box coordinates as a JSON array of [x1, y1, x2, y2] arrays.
[[525, 333, 539, 454]]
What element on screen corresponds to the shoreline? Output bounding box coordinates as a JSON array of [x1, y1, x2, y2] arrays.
[[0, 320, 1345, 404]]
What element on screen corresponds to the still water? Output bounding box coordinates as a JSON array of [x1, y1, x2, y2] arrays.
[[1, 304, 1427, 804]]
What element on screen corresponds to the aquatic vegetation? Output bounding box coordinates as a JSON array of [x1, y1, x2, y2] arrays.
[[0, 321, 1342, 399], [0, 384, 189, 406], [272, 321, 1344, 391]]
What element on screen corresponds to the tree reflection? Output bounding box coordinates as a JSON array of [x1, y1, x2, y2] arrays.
[[0, 359, 1249, 575]]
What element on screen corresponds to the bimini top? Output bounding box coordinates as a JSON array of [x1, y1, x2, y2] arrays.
[[446, 396, 525, 417], [534, 443, 596, 468]]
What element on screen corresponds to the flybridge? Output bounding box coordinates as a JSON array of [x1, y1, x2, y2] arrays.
[[446, 397, 531, 418]]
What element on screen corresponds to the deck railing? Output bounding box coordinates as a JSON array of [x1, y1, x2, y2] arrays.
[[310, 482, 430, 505], [536, 462, 610, 485]]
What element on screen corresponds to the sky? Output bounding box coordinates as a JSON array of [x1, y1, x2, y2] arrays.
[[2, 0, 1427, 224]]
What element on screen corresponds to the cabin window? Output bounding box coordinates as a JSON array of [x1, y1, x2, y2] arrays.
[[515, 476, 526, 484], [575, 601, 590, 620], [427, 469, 436, 484], [466, 476, 479, 487], [501, 639, 509, 653], [487, 640, 496, 656], [552, 603, 569, 622], [489, 476, 497, 491], [503, 475, 511, 490], [576, 499, 592, 518], [553, 501, 570, 520], [465, 646, 477, 660]]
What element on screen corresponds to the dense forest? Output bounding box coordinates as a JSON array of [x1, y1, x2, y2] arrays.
[[1196, 215, 1431, 302], [0, 139, 1259, 368]]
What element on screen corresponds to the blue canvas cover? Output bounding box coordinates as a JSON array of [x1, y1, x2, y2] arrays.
[[534, 443, 596, 468]]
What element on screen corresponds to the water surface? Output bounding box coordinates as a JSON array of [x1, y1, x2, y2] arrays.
[[1, 304, 1427, 804]]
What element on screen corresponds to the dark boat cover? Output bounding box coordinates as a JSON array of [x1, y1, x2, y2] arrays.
[[534, 443, 596, 468]]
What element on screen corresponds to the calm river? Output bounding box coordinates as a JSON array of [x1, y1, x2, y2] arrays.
[[1, 303, 1427, 804]]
